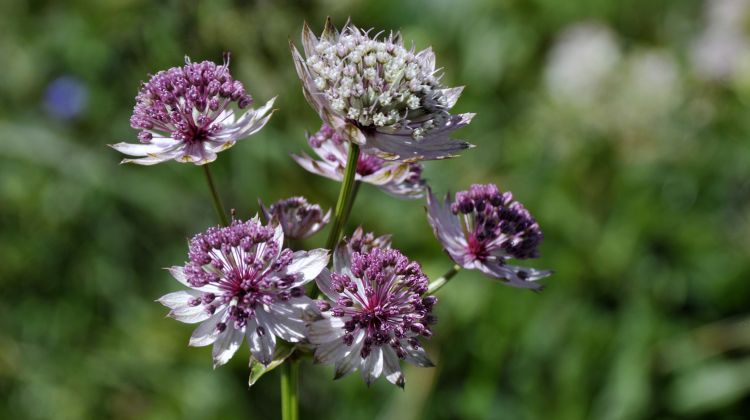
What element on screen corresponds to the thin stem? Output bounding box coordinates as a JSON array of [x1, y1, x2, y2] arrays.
[[428, 264, 462, 294], [202, 164, 229, 226], [325, 143, 360, 251], [280, 360, 299, 420], [341, 181, 361, 233]]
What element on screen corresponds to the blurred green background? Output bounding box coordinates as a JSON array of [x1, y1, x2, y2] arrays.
[[2, 0, 750, 418]]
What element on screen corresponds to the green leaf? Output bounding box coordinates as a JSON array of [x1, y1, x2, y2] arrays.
[[248, 343, 295, 387]]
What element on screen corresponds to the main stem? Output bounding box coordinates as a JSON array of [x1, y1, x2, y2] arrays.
[[202, 164, 229, 226], [280, 360, 299, 420], [325, 143, 361, 251], [428, 264, 462, 294]]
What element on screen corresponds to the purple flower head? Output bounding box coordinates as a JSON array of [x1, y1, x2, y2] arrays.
[[158, 217, 329, 367], [309, 247, 436, 387], [293, 124, 426, 199], [111, 53, 276, 165], [427, 184, 552, 290], [290, 19, 475, 162], [259, 196, 331, 240]]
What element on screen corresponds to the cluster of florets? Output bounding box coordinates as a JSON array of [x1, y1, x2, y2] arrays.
[[304, 27, 448, 139], [159, 218, 329, 367], [260, 196, 330, 240], [327, 248, 433, 357], [183, 220, 300, 327], [130, 54, 253, 144], [452, 184, 543, 261]]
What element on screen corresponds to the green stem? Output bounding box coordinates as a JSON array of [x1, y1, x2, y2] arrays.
[[341, 181, 361, 233], [428, 264, 462, 294], [202, 164, 229, 226], [325, 143, 360, 251], [280, 360, 299, 420]]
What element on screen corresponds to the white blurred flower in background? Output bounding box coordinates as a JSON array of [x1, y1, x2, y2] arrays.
[[691, 0, 750, 81], [544, 22, 621, 106]]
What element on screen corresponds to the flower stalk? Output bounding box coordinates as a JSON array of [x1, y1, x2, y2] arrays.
[[202, 164, 229, 226], [427, 264, 462, 295], [325, 143, 361, 251], [280, 360, 299, 420]]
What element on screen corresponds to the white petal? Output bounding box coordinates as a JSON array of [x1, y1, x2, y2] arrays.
[[157, 290, 200, 309], [284, 249, 330, 287], [291, 153, 342, 181], [308, 316, 346, 344], [314, 339, 349, 365], [315, 269, 339, 301], [426, 189, 469, 263], [120, 153, 176, 166], [167, 266, 189, 286], [248, 323, 277, 365], [333, 331, 365, 379], [212, 323, 244, 368], [189, 309, 226, 347], [217, 97, 276, 141], [438, 86, 465, 109], [165, 266, 220, 293], [476, 262, 551, 290], [360, 346, 384, 386], [109, 140, 178, 156], [259, 303, 307, 343], [404, 344, 434, 368], [382, 346, 405, 388]]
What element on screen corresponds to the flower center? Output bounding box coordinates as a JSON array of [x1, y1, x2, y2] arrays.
[[467, 234, 489, 261], [356, 154, 384, 176]]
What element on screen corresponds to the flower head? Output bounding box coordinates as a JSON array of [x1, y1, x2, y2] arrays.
[[293, 124, 426, 199], [333, 226, 393, 272], [158, 217, 328, 367], [290, 19, 474, 162], [309, 247, 436, 387], [427, 184, 551, 290], [259, 196, 330, 240], [111, 54, 275, 165]]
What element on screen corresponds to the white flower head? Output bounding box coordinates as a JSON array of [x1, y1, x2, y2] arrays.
[[290, 19, 475, 162], [158, 217, 329, 367]]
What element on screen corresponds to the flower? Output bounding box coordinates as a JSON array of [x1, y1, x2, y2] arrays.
[[426, 184, 551, 290], [290, 19, 475, 162], [111, 54, 275, 165], [259, 196, 331, 240], [293, 124, 426, 199], [308, 247, 436, 387], [157, 217, 329, 367], [333, 226, 393, 271]]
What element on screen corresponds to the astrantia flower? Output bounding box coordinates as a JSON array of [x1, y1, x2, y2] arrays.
[[158, 218, 328, 367], [111, 54, 275, 165], [259, 196, 330, 240], [308, 247, 436, 387], [290, 19, 475, 162], [427, 184, 552, 290], [293, 124, 426, 199], [332, 226, 393, 272]]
